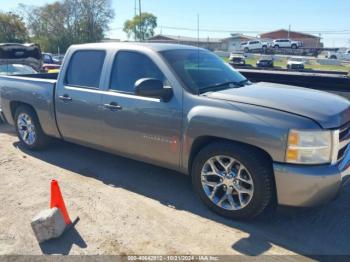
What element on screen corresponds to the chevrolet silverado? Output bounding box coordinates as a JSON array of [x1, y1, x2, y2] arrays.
[[0, 43, 349, 219]]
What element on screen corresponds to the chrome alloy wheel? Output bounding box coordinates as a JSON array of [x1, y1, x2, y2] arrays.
[[201, 155, 254, 210], [17, 113, 36, 145]]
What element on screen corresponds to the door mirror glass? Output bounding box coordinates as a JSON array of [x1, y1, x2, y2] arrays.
[[135, 78, 173, 102]]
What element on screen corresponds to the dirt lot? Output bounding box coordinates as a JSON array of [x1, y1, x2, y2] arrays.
[[0, 123, 350, 257]]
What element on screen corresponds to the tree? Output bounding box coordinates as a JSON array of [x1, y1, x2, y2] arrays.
[[123, 12, 157, 41], [0, 12, 28, 43], [19, 0, 114, 53]]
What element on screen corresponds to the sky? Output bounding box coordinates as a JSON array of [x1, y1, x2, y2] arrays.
[[1, 0, 350, 47]]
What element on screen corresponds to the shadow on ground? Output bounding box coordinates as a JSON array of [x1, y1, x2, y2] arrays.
[[11, 135, 350, 256], [39, 218, 87, 255]]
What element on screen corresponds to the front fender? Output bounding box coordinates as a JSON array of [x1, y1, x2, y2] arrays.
[[182, 102, 320, 172]]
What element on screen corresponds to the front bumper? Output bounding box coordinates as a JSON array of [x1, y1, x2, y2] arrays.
[[274, 148, 350, 207]]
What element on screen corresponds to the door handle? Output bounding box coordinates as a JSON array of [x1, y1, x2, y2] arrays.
[[104, 102, 122, 111], [58, 94, 72, 102]]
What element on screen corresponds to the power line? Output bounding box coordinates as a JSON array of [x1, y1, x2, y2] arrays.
[[158, 25, 350, 35]]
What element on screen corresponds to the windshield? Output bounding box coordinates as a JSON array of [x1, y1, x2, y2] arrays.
[[160, 49, 247, 93], [289, 58, 304, 62], [0, 64, 37, 75]]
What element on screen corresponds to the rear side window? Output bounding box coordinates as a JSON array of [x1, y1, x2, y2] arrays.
[[65, 50, 105, 89], [110, 51, 165, 93]]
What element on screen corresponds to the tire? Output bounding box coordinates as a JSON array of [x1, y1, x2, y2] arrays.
[[191, 142, 275, 220], [274, 45, 279, 49], [330, 55, 337, 60], [244, 47, 249, 53], [291, 44, 297, 49], [14, 105, 51, 150]]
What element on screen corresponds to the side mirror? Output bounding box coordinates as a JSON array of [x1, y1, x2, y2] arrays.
[[135, 78, 173, 102]]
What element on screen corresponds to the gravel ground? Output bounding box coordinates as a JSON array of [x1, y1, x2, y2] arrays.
[[0, 123, 350, 258]]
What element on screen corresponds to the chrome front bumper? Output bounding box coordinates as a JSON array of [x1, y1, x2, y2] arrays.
[[273, 147, 350, 207]]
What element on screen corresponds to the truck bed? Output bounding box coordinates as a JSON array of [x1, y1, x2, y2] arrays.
[[0, 74, 61, 138], [16, 72, 59, 80]]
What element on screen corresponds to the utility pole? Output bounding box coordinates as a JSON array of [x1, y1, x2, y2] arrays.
[[197, 14, 200, 47], [139, 0, 143, 41], [288, 24, 291, 39], [134, 0, 137, 41]]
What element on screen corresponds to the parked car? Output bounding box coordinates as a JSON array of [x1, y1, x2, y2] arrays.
[[42, 53, 60, 64], [1, 43, 350, 220], [0, 64, 37, 75], [53, 55, 65, 64], [241, 40, 269, 52], [256, 56, 274, 68], [287, 57, 306, 70], [42, 53, 61, 72], [229, 54, 246, 66], [0, 43, 42, 72], [0, 43, 42, 118], [273, 39, 302, 49], [325, 49, 350, 61], [42, 63, 60, 72]]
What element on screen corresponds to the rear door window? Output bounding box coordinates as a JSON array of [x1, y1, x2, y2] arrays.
[[65, 50, 106, 89]]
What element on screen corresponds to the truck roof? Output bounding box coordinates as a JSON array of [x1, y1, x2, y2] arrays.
[[70, 42, 202, 52]]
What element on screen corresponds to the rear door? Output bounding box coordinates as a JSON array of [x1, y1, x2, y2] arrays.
[[55, 50, 106, 147], [249, 41, 258, 50], [282, 39, 290, 48], [99, 50, 182, 169]]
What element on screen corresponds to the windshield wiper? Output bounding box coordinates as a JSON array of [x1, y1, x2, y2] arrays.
[[199, 79, 249, 94]]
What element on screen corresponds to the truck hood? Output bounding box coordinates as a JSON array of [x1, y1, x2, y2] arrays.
[[205, 82, 350, 129]]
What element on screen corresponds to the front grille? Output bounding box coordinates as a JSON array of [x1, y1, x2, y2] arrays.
[[337, 122, 350, 162]]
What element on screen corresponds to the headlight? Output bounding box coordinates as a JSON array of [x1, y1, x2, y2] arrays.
[[286, 130, 333, 164]]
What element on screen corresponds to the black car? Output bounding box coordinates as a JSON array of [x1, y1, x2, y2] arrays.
[[256, 58, 274, 68], [0, 43, 42, 72]]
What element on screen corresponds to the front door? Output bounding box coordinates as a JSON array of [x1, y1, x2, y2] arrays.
[[100, 50, 182, 169], [55, 50, 106, 147]]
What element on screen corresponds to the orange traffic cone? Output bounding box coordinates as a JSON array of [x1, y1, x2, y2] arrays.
[[50, 179, 72, 225]]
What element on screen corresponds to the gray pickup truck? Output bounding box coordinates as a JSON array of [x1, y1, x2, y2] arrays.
[[1, 43, 350, 219]]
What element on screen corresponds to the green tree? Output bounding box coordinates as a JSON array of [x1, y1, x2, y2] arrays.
[[0, 12, 28, 43], [123, 12, 157, 41], [19, 0, 114, 53]]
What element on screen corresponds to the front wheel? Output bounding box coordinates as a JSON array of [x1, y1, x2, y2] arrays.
[[191, 142, 275, 219], [15, 105, 51, 150]]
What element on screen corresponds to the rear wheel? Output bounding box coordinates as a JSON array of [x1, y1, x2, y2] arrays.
[[244, 47, 249, 53], [191, 142, 276, 220], [15, 105, 51, 150], [291, 44, 297, 49], [274, 45, 279, 49]]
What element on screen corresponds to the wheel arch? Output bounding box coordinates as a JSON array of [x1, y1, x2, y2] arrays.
[[188, 136, 273, 176], [10, 101, 38, 123]]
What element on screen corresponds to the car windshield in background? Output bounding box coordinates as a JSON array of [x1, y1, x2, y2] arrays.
[[289, 58, 304, 62], [160, 49, 247, 93], [0, 64, 37, 76]]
